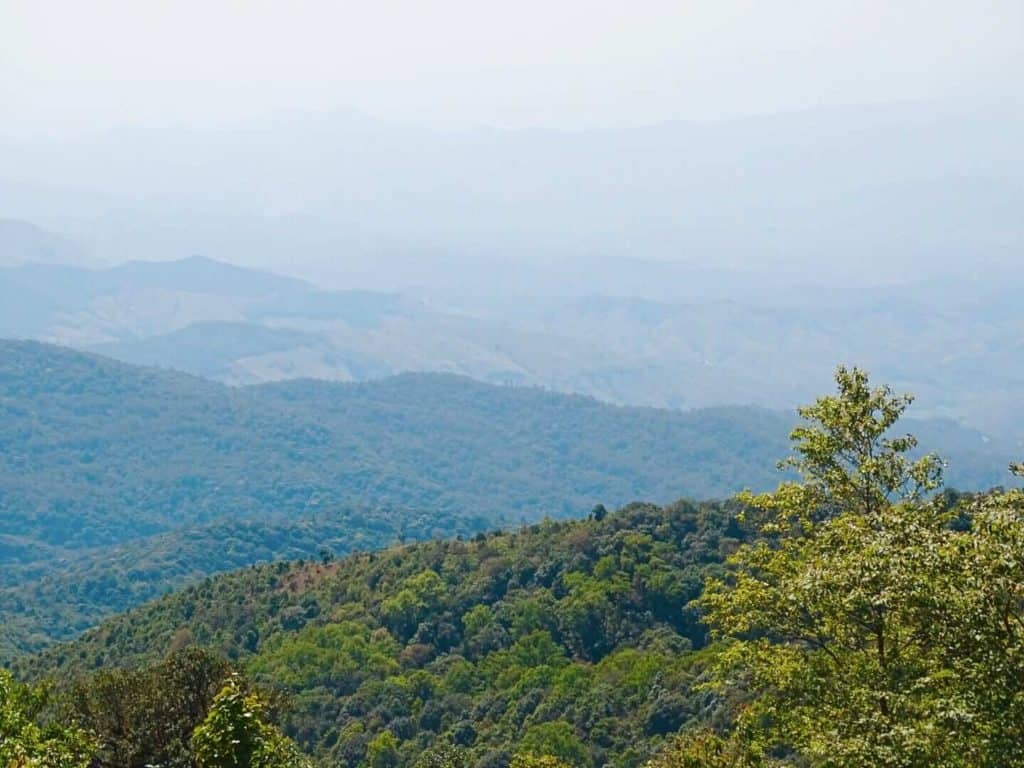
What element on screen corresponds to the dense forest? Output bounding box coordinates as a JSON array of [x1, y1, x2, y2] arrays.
[[4, 366, 1024, 767], [0, 338, 799, 654], [0, 338, 803, 554], [16, 498, 738, 767], [2, 514, 394, 656], [2, 340, 1015, 657]]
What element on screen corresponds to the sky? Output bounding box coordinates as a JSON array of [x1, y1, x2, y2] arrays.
[[2, 0, 1022, 133], [1, 0, 1021, 285]]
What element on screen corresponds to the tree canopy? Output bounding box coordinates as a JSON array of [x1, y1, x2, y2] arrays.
[[191, 674, 311, 768], [0, 670, 95, 768], [8, 364, 1024, 768], [696, 366, 1024, 767]]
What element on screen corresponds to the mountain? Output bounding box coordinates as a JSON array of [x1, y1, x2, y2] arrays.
[[0, 339, 798, 656], [3, 255, 1024, 445], [0, 218, 89, 267], [0, 338, 794, 551], [20, 500, 739, 767], [2, 104, 1021, 274], [1, 339, 1017, 659], [0, 256, 406, 346]]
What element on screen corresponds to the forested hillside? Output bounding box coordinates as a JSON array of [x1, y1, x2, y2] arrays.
[[0, 339, 783, 656], [0, 340, 1015, 657], [7, 368, 1024, 768], [1, 513, 381, 655], [20, 499, 739, 768], [0, 339, 784, 552]]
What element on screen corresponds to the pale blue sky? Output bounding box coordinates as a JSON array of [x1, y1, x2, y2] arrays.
[[2, 0, 1021, 132]]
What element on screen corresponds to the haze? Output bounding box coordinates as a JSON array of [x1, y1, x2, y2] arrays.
[[2, 1, 1021, 276], [4, 0, 1021, 132]]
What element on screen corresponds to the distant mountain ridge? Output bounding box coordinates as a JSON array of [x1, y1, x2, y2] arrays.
[[2, 253, 1024, 444], [0, 254, 406, 341], [0, 218, 89, 267]]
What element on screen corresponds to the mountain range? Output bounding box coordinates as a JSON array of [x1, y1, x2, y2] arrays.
[[3, 104, 1021, 275], [1, 248, 1023, 444]]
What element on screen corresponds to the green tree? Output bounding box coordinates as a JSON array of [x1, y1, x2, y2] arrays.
[[0, 670, 95, 768], [698, 366, 1023, 767], [934, 465, 1024, 763], [381, 570, 447, 639], [412, 743, 469, 768], [646, 729, 759, 768], [518, 722, 590, 768], [67, 647, 229, 768], [363, 731, 399, 768], [190, 674, 310, 768], [510, 756, 573, 768]]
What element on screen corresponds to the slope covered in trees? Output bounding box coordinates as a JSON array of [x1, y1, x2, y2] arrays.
[[0, 338, 789, 553], [1, 513, 380, 656], [21, 499, 739, 767], [0, 340, 1015, 657], [0, 338, 791, 655], [9, 368, 1024, 768]]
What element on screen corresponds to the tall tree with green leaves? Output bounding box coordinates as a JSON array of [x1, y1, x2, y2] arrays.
[[66, 647, 230, 768], [646, 729, 757, 768], [190, 674, 310, 768], [934, 462, 1024, 764], [697, 366, 1024, 767], [0, 670, 95, 768]]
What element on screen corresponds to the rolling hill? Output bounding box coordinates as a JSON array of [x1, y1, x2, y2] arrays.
[[0, 339, 791, 552], [1, 339, 1018, 658], [19, 500, 740, 767], [0, 339, 789, 656]]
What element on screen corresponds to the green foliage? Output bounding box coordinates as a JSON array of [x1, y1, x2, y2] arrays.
[[699, 366, 1024, 767], [364, 731, 401, 768], [510, 755, 574, 768], [65, 647, 230, 768], [191, 674, 311, 768], [645, 729, 761, 768], [937, 480, 1024, 763], [518, 722, 590, 767], [0, 670, 95, 768], [412, 743, 470, 768], [381, 571, 447, 640], [1, 339, 819, 655], [26, 501, 738, 767]]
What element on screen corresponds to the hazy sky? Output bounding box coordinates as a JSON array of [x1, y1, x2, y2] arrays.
[[3, 0, 1021, 132]]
